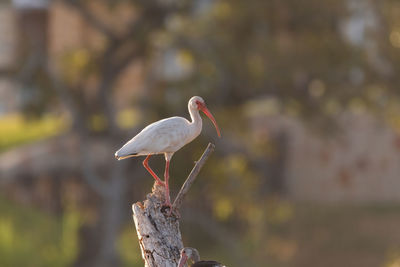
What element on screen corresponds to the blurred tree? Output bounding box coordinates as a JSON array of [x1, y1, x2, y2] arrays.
[[7, 0, 400, 266], [12, 0, 193, 266]]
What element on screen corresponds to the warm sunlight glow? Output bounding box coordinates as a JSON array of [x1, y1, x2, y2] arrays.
[[390, 31, 400, 48]]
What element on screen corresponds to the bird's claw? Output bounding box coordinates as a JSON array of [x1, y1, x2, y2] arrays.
[[161, 202, 180, 217], [161, 203, 172, 214]]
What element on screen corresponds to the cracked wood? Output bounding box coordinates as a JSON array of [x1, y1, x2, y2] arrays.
[[132, 144, 215, 267], [132, 184, 183, 267]]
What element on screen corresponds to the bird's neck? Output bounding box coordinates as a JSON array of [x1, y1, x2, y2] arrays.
[[189, 248, 201, 263], [189, 106, 202, 128], [192, 251, 200, 263]]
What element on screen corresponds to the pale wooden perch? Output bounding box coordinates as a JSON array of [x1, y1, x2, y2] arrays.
[[132, 143, 215, 267]]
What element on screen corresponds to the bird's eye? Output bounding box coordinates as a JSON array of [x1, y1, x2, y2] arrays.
[[195, 100, 203, 109]]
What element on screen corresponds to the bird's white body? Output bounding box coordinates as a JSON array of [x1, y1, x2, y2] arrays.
[[115, 114, 202, 160]]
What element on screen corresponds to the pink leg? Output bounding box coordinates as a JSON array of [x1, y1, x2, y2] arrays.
[[143, 155, 164, 186], [164, 160, 171, 208]]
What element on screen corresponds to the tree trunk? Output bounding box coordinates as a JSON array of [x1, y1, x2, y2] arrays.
[[132, 184, 183, 267], [94, 174, 124, 267]]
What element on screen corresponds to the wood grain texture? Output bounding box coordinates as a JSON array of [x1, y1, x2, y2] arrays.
[[132, 143, 215, 267], [132, 184, 183, 267]]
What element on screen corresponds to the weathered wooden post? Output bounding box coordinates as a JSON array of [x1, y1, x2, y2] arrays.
[[132, 143, 215, 267]]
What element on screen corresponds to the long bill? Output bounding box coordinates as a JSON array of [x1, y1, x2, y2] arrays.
[[178, 254, 188, 267], [200, 106, 221, 137]]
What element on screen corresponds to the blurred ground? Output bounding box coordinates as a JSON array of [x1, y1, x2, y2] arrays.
[[271, 204, 400, 267], [3, 194, 400, 267]]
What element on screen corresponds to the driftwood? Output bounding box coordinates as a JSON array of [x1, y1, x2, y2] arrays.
[[132, 143, 215, 267]]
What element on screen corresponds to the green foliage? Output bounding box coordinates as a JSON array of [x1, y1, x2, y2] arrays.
[[0, 197, 80, 267], [0, 114, 68, 152], [0, 196, 145, 267], [117, 225, 143, 267], [154, 0, 400, 125]]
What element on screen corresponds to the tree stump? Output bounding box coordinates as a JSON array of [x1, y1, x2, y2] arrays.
[[132, 184, 183, 267], [132, 143, 215, 267]]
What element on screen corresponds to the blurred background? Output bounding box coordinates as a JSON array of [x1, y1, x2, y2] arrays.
[[1, 0, 400, 266]]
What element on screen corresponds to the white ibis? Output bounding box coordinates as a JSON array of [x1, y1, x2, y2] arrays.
[[178, 247, 225, 267], [114, 96, 221, 208]]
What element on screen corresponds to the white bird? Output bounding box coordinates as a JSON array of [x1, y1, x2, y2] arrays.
[[115, 96, 221, 208]]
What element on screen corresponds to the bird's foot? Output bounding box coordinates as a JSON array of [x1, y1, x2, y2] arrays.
[[161, 198, 180, 217], [161, 202, 172, 214], [161, 204, 180, 218]]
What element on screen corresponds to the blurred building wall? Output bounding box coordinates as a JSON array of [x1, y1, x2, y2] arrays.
[[259, 112, 400, 203]]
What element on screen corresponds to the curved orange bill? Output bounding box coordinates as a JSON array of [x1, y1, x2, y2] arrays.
[[178, 254, 188, 267], [200, 105, 221, 138]]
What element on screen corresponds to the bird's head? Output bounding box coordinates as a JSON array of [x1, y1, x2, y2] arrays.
[[178, 247, 200, 267], [189, 96, 221, 138], [189, 96, 205, 110]]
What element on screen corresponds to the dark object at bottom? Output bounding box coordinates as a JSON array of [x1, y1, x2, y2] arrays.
[[178, 247, 225, 267], [191, 260, 225, 267]]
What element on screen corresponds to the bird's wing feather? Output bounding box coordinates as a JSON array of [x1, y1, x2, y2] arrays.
[[138, 117, 191, 153], [117, 117, 191, 156]]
